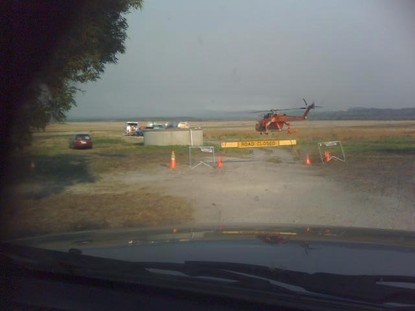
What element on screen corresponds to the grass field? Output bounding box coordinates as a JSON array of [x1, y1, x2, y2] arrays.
[[2, 120, 414, 238]]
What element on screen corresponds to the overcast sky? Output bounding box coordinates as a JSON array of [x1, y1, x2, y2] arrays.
[[68, 0, 415, 119]]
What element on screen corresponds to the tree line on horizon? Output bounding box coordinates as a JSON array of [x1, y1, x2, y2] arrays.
[[310, 107, 415, 120], [65, 107, 415, 122]]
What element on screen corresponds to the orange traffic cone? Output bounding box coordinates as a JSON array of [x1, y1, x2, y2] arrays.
[[170, 150, 176, 169], [324, 151, 331, 162], [217, 156, 223, 169], [306, 154, 311, 166]]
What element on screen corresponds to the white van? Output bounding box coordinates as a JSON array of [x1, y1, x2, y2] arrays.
[[125, 121, 139, 136]]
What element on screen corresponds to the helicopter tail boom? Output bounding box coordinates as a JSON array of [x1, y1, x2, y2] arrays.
[[302, 102, 315, 119]]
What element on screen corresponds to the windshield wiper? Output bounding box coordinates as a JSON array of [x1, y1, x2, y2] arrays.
[[135, 261, 415, 305], [1, 243, 288, 293], [2, 243, 415, 307]]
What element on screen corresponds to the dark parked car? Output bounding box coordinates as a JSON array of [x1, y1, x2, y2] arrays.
[[68, 133, 93, 149], [134, 129, 144, 136]]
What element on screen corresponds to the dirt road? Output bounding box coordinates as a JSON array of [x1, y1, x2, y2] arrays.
[[117, 148, 414, 231]]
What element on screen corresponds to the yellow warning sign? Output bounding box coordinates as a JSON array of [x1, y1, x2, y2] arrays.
[[220, 142, 239, 148], [278, 140, 297, 146], [221, 140, 296, 148]]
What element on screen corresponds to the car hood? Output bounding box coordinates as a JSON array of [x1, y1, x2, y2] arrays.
[[5, 224, 415, 276]]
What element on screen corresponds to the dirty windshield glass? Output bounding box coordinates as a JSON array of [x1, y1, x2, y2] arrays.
[[3, 1, 415, 245]]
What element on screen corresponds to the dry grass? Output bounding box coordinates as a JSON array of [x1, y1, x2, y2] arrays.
[[2, 120, 414, 238], [2, 123, 195, 238], [290, 122, 415, 202], [2, 191, 192, 238]]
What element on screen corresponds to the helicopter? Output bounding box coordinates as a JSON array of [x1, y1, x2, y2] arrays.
[[255, 99, 317, 134]]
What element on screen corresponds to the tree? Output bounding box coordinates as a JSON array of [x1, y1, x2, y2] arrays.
[[8, 0, 143, 148]]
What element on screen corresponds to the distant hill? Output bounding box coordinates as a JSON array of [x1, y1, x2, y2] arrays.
[[310, 107, 415, 120], [66, 107, 415, 121]]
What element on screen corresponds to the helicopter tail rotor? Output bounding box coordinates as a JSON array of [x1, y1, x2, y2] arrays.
[[302, 99, 321, 109]]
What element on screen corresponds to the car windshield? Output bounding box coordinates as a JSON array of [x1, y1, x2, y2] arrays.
[[75, 134, 90, 140], [3, 0, 415, 289]]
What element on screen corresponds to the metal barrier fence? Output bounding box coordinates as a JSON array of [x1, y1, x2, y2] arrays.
[[318, 141, 346, 163], [188, 146, 216, 169]]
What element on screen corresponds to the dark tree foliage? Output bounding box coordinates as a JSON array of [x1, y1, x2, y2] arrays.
[[8, 0, 143, 148]]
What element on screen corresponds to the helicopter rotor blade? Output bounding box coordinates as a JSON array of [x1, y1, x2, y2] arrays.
[[300, 104, 323, 109], [249, 110, 270, 113], [301, 100, 323, 109], [271, 108, 301, 111], [245, 100, 323, 113], [248, 108, 297, 113]]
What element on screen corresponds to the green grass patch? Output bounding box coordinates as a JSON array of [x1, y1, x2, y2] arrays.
[[342, 137, 415, 155], [93, 136, 129, 145]]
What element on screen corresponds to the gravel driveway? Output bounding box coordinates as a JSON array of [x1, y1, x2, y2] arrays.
[[152, 148, 415, 230]]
